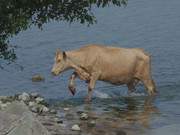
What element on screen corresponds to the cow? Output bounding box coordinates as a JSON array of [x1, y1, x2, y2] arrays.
[[51, 45, 157, 102]]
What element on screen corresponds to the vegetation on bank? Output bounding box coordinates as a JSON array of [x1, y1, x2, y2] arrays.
[[0, 0, 127, 62]]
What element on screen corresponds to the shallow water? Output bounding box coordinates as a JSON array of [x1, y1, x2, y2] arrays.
[[0, 0, 180, 134]]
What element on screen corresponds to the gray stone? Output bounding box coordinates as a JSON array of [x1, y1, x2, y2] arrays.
[[88, 120, 96, 127], [54, 117, 63, 124], [0, 101, 50, 135], [64, 107, 70, 111], [0, 103, 8, 109], [35, 97, 44, 104], [50, 109, 57, 114], [71, 124, 80, 131], [18, 92, 30, 102], [31, 106, 38, 113], [28, 101, 36, 107], [80, 113, 88, 120], [42, 106, 49, 113]]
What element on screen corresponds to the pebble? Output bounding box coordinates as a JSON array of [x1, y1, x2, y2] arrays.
[[88, 120, 96, 127], [80, 113, 88, 120], [28, 101, 36, 107], [35, 97, 44, 103], [59, 123, 66, 128], [42, 106, 49, 113], [71, 124, 81, 131], [31, 106, 38, 113], [32, 74, 45, 82], [50, 109, 57, 114], [54, 117, 63, 124], [64, 108, 70, 111], [0, 103, 8, 109]]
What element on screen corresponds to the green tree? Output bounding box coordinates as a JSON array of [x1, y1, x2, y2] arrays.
[[0, 0, 127, 62]]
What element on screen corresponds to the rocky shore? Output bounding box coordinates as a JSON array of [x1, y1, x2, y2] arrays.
[[0, 92, 139, 135]]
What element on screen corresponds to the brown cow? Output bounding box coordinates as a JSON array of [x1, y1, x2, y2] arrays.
[[51, 45, 157, 102]]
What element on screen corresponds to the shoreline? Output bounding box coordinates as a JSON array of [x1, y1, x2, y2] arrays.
[[0, 92, 137, 135]]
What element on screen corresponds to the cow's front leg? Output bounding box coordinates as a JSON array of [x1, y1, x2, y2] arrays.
[[68, 72, 78, 95], [85, 72, 100, 102]]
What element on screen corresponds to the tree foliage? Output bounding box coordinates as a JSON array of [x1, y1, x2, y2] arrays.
[[0, 0, 127, 61]]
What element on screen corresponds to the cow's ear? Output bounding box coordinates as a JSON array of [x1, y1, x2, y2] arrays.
[[63, 51, 67, 60], [56, 49, 61, 56]]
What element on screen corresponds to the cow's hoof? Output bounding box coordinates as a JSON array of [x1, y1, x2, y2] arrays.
[[68, 86, 76, 96], [149, 90, 158, 97]]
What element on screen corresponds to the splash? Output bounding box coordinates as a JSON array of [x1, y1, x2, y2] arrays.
[[94, 91, 111, 99]]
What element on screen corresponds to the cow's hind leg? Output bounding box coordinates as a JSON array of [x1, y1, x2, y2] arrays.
[[135, 56, 157, 95], [127, 79, 139, 94], [142, 79, 157, 95]]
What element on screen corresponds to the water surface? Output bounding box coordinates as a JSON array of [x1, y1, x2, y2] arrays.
[[0, 0, 180, 134]]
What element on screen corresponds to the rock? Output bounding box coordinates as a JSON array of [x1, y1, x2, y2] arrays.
[[35, 97, 44, 104], [88, 120, 96, 127], [76, 110, 84, 114], [0, 101, 50, 135], [42, 106, 49, 113], [71, 124, 80, 131], [0, 96, 14, 103], [18, 92, 30, 102], [59, 123, 66, 128], [80, 113, 88, 120], [50, 109, 57, 114], [31, 106, 38, 113], [32, 74, 45, 82], [30, 92, 39, 98], [28, 101, 36, 107], [0, 103, 8, 109], [54, 117, 63, 124], [64, 108, 70, 111]]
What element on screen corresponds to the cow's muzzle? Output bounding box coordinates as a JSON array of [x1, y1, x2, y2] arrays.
[[51, 71, 58, 76]]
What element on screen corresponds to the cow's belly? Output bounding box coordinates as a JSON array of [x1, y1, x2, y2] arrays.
[[99, 72, 133, 85]]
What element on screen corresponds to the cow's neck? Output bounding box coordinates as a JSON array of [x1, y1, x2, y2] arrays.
[[66, 51, 84, 69]]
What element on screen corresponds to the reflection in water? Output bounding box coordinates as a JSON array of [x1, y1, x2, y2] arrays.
[[68, 96, 159, 134], [110, 96, 159, 128], [0, 0, 127, 61]]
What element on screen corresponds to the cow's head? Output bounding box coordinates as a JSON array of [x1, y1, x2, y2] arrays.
[[51, 49, 68, 76]]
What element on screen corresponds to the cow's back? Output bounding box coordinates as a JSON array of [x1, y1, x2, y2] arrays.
[[77, 45, 149, 84]]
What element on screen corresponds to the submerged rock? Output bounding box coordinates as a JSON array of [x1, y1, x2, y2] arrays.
[[54, 117, 63, 124], [88, 120, 96, 127], [80, 113, 88, 120], [50, 109, 57, 114], [64, 107, 70, 111], [71, 124, 81, 131], [32, 74, 45, 82]]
